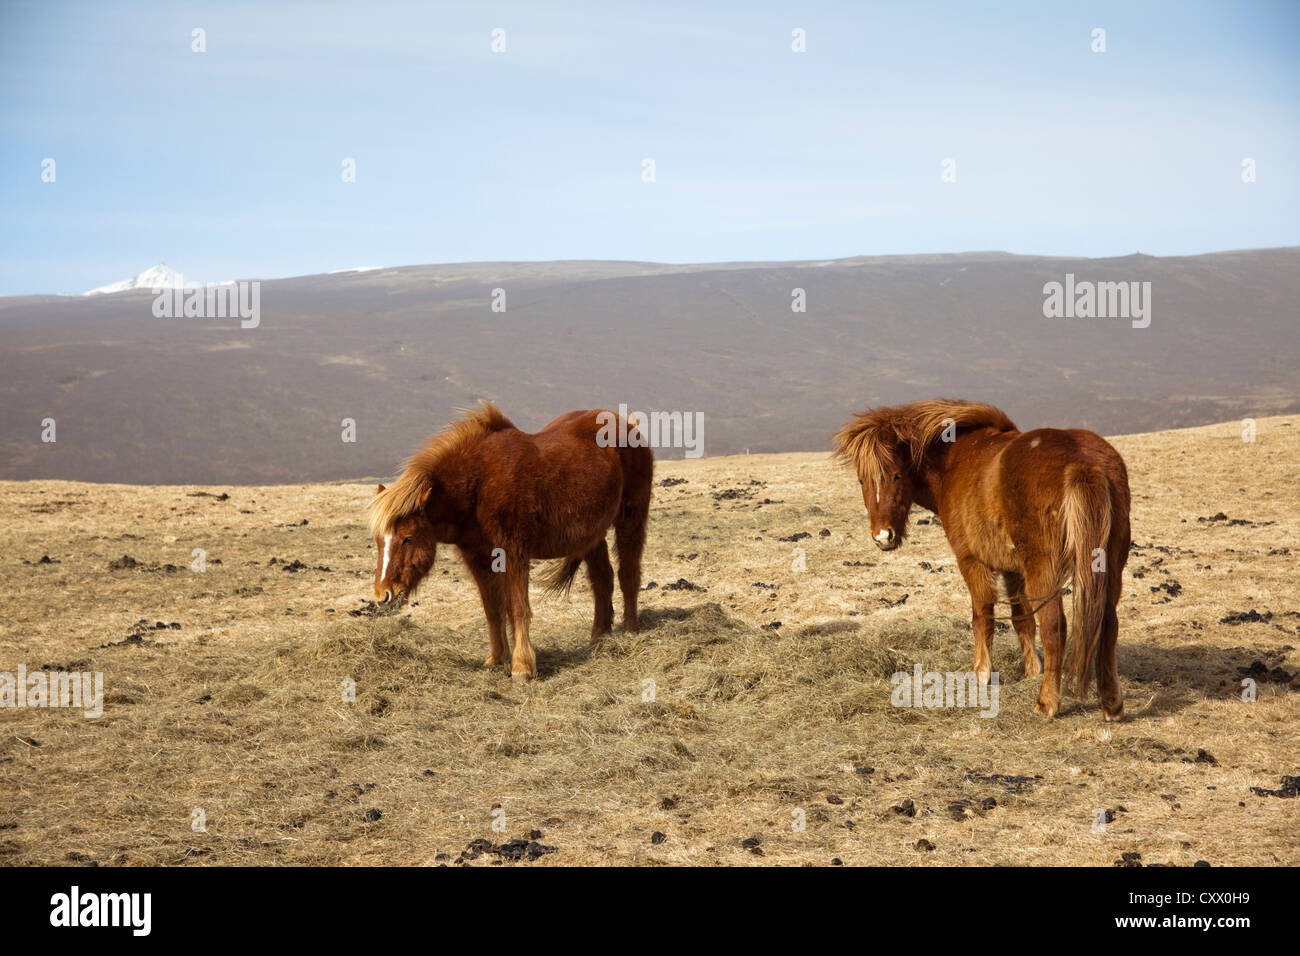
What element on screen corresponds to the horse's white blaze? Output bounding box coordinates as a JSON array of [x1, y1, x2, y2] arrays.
[[875, 528, 892, 543], [381, 534, 394, 580]]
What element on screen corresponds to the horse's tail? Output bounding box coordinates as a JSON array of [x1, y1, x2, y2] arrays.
[[1060, 464, 1113, 698], [539, 555, 584, 598]]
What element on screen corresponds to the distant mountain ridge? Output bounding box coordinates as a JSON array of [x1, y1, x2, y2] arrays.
[[1, 247, 1297, 484]]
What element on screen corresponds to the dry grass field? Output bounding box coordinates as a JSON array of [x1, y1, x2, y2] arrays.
[[1, 415, 1297, 866]]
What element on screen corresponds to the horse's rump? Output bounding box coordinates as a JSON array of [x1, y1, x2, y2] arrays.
[[1001, 428, 1129, 697]]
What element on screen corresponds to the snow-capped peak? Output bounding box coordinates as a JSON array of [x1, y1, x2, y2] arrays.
[[84, 264, 188, 296]]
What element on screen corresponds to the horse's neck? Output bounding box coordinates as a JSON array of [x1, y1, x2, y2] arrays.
[[912, 468, 942, 515], [423, 461, 472, 524], [913, 441, 959, 513]]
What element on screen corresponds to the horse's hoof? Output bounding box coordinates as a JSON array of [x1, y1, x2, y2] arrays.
[[511, 671, 534, 683], [484, 656, 504, 667], [1102, 705, 1124, 722], [1034, 699, 1059, 718]]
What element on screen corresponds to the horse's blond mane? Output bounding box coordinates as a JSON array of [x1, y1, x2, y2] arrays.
[[832, 399, 1017, 484], [368, 402, 515, 537]]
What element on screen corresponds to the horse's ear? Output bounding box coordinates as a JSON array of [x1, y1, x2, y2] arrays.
[[376, 483, 386, 494], [418, 487, 432, 508]]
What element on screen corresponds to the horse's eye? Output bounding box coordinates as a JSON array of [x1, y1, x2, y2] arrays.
[[858, 479, 863, 486], [402, 536, 412, 544], [892, 473, 901, 482]]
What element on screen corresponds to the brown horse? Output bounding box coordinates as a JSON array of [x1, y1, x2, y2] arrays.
[[368, 403, 653, 681], [833, 399, 1130, 719]]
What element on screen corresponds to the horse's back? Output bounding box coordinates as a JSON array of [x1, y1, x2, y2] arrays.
[[464, 412, 631, 554], [481, 408, 652, 502], [537, 409, 593, 433], [536, 409, 654, 476]]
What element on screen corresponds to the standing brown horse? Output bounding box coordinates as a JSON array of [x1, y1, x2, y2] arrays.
[[833, 399, 1130, 719], [368, 403, 653, 681]]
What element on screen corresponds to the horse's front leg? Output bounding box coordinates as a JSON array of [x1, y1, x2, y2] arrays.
[[958, 558, 998, 685], [461, 549, 508, 668]]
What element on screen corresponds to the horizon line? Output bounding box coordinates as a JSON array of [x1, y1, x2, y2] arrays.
[[9, 244, 1300, 299]]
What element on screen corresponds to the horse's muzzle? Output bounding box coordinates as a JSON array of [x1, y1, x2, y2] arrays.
[[873, 528, 899, 550], [378, 589, 408, 613]]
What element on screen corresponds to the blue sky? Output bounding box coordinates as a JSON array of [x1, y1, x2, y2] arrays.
[[1, 0, 1297, 294]]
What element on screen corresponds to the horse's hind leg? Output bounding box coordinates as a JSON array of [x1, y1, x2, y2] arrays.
[[1002, 571, 1041, 677], [614, 503, 649, 634], [584, 539, 615, 642], [1097, 574, 1124, 720], [958, 558, 998, 685], [1097, 605, 1122, 720], [1027, 560, 1065, 717]]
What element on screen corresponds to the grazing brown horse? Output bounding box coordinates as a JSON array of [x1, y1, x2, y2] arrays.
[[833, 399, 1130, 719], [369, 403, 653, 681]]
